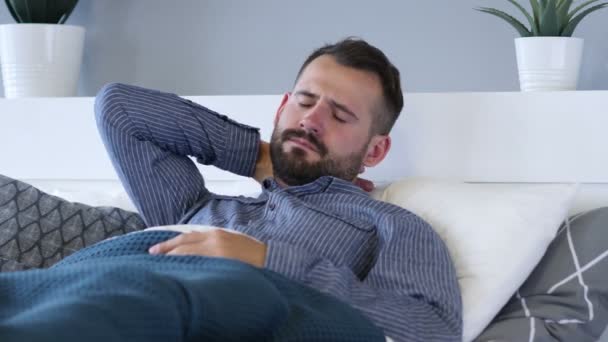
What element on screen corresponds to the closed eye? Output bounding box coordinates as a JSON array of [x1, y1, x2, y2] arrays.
[[293, 90, 359, 122], [298, 100, 348, 123], [334, 114, 347, 123]]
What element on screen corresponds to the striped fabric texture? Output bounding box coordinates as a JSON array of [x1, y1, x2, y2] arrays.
[[94, 83, 463, 341]]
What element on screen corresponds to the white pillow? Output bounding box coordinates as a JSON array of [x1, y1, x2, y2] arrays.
[[376, 178, 578, 342], [42, 180, 263, 213], [49, 188, 137, 212]]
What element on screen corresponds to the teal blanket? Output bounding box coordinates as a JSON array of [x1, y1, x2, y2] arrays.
[[0, 231, 384, 341]]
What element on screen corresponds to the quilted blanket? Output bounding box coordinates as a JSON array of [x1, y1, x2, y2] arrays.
[[0, 230, 384, 341]]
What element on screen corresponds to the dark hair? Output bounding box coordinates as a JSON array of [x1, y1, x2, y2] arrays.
[[295, 37, 403, 135]]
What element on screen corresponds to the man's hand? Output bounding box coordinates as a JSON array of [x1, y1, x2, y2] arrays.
[[148, 230, 267, 268]]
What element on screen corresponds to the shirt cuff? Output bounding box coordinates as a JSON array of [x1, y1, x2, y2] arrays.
[[212, 119, 260, 177]]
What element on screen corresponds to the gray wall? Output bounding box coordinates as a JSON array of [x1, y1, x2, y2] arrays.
[[0, 0, 607, 97]]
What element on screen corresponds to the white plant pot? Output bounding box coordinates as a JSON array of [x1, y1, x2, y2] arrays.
[[515, 37, 583, 92], [0, 24, 85, 98]]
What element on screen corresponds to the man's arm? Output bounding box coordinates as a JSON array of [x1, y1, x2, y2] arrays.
[[94, 83, 261, 227], [264, 214, 463, 342]]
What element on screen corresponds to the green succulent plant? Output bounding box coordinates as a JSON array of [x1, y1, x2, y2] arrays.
[[476, 0, 608, 37], [5, 0, 79, 24]]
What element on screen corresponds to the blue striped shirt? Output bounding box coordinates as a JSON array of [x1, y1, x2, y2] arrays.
[[94, 83, 462, 341]]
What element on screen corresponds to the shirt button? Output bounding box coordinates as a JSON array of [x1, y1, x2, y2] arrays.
[[268, 203, 276, 210]]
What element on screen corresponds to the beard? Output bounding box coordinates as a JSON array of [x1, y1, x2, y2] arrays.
[[269, 127, 368, 186]]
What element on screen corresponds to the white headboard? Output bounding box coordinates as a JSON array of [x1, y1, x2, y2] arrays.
[[1, 90, 607, 214]]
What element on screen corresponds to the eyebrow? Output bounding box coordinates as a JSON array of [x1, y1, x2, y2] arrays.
[[294, 90, 359, 120]]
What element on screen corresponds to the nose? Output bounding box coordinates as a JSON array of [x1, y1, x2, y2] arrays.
[[299, 102, 329, 136]]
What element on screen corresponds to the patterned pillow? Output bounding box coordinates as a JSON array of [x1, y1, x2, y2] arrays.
[[475, 207, 608, 341], [0, 174, 145, 272]]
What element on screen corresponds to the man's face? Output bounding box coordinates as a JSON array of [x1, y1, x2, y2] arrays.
[[270, 55, 387, 186]]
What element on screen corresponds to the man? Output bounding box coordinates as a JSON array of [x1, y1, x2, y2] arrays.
[[95, 38, 462, 341]]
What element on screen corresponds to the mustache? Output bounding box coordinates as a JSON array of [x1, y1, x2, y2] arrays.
[[281, 129, 328, 156]]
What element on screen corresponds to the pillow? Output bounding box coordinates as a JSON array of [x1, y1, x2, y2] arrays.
[[49, 188, 138, 212], [0, 174, 145, 272], [476, 207, 608, 341], [46, 180, 263, 212], [376, 178, 578, 341]]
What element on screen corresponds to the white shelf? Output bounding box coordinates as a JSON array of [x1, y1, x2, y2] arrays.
[[1, 91, 608, 183]]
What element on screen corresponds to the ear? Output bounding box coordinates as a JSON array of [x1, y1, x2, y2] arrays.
[[362, 135, 391, 168], [274, 92, 290, 126]]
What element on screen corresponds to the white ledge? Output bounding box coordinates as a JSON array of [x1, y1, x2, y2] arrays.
[[1, 90, 607, 183]]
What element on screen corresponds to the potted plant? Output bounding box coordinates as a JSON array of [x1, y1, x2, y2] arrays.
[[476, 0, 607, 91], [0, 0, 84, 98]]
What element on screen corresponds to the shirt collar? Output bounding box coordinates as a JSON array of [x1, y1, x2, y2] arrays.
[[262, 176, 369, 197]]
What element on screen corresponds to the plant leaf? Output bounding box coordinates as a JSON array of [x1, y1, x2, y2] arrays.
[[539, 0, 549, 10], [19, 0, 32, 22], [506, 0, 537, 34], [50, 0, 79, 24], [569, 0, 603, 18], [476, 7, 533, 37], [529, 0, 542, 31], [58, 0, 79, 24], [4, 0, 24, 22], [539, 1, 560, 35], [561, 3, 608, 36], [3, 0, 79, 24], [37, 0, 50, 23], [557, 0, 574, 29]]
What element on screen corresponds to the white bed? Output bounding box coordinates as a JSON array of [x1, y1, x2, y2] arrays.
[[1, 90, 608, 341]]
